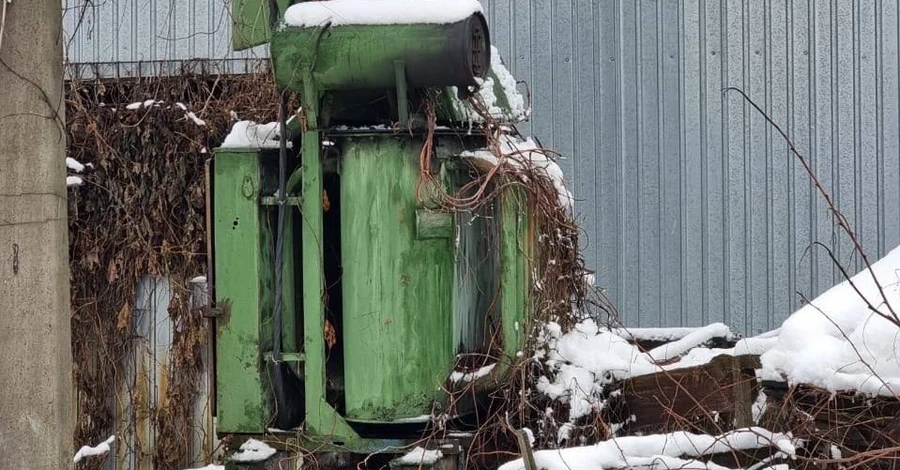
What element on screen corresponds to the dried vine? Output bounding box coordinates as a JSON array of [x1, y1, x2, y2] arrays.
[[67, 71, 283, 470]]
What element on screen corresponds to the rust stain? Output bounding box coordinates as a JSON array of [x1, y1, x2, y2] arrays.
[[158, 356, 169, 410]]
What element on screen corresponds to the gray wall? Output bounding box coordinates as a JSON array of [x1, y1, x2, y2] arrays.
[[64, 0, 900, 333], [63, 0, 265, 77], [483, 0, 900, 334]]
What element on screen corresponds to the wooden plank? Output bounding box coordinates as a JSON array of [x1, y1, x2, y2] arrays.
[[608, 354, 760, 434]]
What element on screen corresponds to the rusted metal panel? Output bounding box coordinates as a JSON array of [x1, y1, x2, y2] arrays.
[[113, 276, 215, 469]]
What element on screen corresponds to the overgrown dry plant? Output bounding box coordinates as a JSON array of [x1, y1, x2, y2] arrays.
[[725, 88, 900, 470], [409, 87, 900, 470], [377, 94, 612, 469], [67, 69, 286, 470]]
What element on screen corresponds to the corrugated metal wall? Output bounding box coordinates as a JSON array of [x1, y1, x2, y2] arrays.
[[62, 0, 266, 77], [63, 1, 900, 333], [483, 0, 900, 333]]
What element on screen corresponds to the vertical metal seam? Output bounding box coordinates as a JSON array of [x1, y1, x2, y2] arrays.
[[699, 0, 709, 326], [720, 0, 730, 328], [742, 0, 751, 334], [854, 0, 863, 272], [636, 0, 644, 326], [765, 0, 774, 332], [591, 0, 601, 284], [807, 0, 819, 295], [616, 0, 624, 314], [656, 0, 665, 327], [876, 0, 886, 256], [678, 0, 687, 327], [830, 0, 840, 285], [786, 0, 797, 313]]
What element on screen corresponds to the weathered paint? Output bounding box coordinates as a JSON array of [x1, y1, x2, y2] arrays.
[[115, 277, 215, 470], [340, 137, 455, 421], [448, 165, 501, 354], [231, 0, 292, 51], [500, 187, 533, 362], [213, 150, 268, 433], [270, 21, 485, 91]]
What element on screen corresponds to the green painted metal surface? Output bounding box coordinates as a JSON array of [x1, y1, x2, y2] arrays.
[[340, 136, 455, 421], [213, 150, 269, 433], [214, 149, 301, 433], [299, 73, 361, 439], [270, 19, 485, 91], [231, 0, 291, 50], [499, 187, 533, 363]]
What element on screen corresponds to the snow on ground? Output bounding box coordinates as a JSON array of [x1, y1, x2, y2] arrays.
[[74, 435, 115, 463], [395, 447, 443, 466], [230, 438, 277, 462], [499, 428, 796, 470], [284, 0, 482, 27], [461, 134, 573, 211], [221, 120, 291, 149], [67, 176, 84, 187], [761, 245, 900, 396]]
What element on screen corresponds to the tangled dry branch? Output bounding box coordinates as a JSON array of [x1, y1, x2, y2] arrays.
[[67, 71, 285, 470]]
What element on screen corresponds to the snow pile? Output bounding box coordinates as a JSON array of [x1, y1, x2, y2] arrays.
[[461, 134, 573, 211], [761, 245, 900, 395], [74, 435, 115, 463], [395, 447, 443, 466], [230, 438, 277, 463], [67, 176, 84, 187], [499, 428, 796, 470], [284, 0, 482, 27], [536, 319, 775, 422], [221, 120, 291, 149], [451, 46, 529, 123]]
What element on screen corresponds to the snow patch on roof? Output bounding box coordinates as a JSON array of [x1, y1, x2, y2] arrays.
[[284, 0, 483, 28], [230, 438, 276, 463], [760, 244, 900, 395], [221, 120, 291, 149]]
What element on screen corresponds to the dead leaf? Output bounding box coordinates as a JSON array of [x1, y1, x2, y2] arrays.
[[324, 320, 337, 351]]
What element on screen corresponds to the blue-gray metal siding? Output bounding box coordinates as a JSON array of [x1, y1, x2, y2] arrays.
[[64, 1, 900, 334], [63, 0, 266, 77], [482, 0, 900, 333]]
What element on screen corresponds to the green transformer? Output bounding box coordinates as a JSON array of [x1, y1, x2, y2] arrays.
[[212, 0, 536, 460]]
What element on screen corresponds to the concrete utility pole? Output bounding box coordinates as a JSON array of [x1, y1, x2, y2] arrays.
[[0, 0, 73, 469]]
